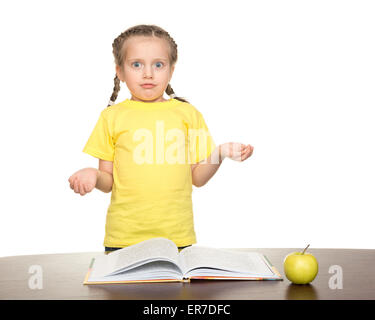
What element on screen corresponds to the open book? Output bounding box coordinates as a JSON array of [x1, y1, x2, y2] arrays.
[[83, 238, 283, 284]]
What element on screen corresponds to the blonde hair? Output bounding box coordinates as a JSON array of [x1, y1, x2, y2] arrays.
[[108, 24, 188, 107]]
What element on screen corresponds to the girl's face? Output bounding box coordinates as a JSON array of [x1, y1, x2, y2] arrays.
[[116, 36, 175, 103]]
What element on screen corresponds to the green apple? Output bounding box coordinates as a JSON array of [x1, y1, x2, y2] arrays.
[[283, 244, 319, 284]]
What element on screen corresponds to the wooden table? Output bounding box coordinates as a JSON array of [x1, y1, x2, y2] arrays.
[[1, 248, 374, 300]]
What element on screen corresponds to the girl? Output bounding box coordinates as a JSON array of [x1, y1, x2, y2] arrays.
[[68, 24, 254, 254]]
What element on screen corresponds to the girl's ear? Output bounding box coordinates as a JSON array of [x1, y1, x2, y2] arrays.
[[116, 65, 125, 82]]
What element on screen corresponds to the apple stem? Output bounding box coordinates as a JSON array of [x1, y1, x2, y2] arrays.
[[301, 244, 310, 255]]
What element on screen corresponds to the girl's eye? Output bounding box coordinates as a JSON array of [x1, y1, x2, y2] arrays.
[[155, 62, 164, 68], [132, 62, 141, 68]]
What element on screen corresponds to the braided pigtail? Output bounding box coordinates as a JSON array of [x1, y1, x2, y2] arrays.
[[165, 83, 188, 103], [108, 75, 121, 107]]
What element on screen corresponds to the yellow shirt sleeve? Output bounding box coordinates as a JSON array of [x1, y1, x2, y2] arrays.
[[188, 110, 216, 164], [82, 109, 115, 161]]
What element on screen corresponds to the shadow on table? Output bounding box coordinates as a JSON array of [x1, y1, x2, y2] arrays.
[[285, 283, 319, 300]]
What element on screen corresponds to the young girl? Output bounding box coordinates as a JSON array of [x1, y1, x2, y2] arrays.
[[68, 24, 254, 254]]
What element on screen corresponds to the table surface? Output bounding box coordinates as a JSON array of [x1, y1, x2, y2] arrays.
[[1, 248, 374, 300]]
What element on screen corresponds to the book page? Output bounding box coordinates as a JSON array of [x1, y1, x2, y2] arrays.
[[97, 237, 180, 276], [89, 260, 183, 282], [179, 246, 274, 276]]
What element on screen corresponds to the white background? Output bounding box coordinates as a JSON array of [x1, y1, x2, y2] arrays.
[[0, 0, 374, 257]]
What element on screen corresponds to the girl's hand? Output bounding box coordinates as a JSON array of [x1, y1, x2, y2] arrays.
[[220, 142, 254, 162], [68, 168, 99, 196]]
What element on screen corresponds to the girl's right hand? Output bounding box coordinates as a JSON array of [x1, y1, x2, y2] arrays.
[[68, 168, 99, 196]]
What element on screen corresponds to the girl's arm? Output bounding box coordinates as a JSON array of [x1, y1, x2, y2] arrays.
[[191, 145, 223, 187], [192, 143, 253, 187], [96, 159, 114, 193]]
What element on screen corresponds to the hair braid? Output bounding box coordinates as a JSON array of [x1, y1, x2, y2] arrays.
[[107, 24, 189, 107], [108, 75, 121, 107]]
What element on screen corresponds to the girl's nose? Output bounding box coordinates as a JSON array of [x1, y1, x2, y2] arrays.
[[143, 66, 153, 78]]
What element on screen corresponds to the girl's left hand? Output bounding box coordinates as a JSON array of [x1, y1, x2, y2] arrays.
[[220, 142, 254, 162]]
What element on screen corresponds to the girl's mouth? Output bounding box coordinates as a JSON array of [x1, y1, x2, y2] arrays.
[[141, 84, 156, 88]]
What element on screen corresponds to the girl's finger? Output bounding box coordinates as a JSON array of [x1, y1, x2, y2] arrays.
[[241, 146, 253, 161], [74, 179, 80, 193], [248, 147, 254, 157], [242, 146, 249, 155], [70, 177, 77, 189], [79, 184, 86, 196], [242, 150, 249, 159]]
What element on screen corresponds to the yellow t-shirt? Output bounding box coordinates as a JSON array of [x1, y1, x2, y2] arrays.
[[82, 98, 216, 248]]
